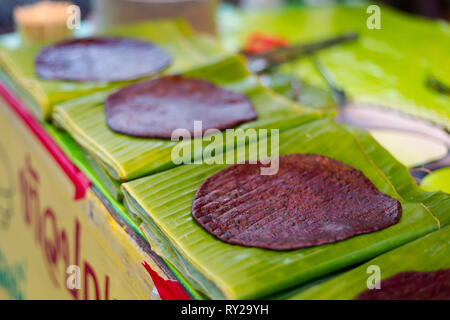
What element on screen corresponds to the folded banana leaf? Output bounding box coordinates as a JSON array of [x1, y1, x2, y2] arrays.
[[289, 225, 450, 299], [121, 118, 450, 299], [83, 151, 123, 201], [139, 220, 213, 300], [219, 4, 450, 129], [0, 19, 227, 120], [45, 122, 204, 299], [421, 168, 450, 194], [53, 55, 325, 182], [43, 123, 141, 234]]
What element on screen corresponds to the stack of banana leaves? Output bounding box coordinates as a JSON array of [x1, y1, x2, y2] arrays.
[[0, 4, 449, 300], [288, 225, 450, 299], [52, 54, 324, 195], [0, 19, 227, 120], [121, 120, 449, 299]]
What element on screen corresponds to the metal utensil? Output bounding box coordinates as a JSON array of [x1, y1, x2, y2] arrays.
[[246, 32, 359, 74]]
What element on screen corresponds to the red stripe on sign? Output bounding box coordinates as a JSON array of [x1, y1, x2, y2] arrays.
[[142, 261, 191, 300], [0, 81, 91, 200]]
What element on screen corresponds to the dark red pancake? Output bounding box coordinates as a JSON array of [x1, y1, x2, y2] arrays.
[[105, 75, 257, 138], [191, 154, 402, 251], [356, 269, 450, 300], [35, 37, 171, 82]]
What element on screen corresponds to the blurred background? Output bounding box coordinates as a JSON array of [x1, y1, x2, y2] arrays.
[[0, 0, 449, 35], [0, 0, 91, 34]]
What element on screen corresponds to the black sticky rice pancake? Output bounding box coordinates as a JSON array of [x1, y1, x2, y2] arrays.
[[105, 75, 257, 138], [356, 269, 450, 300], [191, 153, 402, 251], [35, 37, 171, 82]]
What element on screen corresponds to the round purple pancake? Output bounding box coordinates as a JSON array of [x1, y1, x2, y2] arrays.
[[191, 154, 402, 251], [356, 269, 450, 300], [105, 75, 257, 138], [35, 37, 171, 82]]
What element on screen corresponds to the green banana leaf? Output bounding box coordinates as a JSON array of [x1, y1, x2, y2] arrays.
[[0, 19, 227, 120], [83, 151, 123, 201], [218, 4, 450, 129], [43, 123, 141, 234], [121, 117, 450, 299], [289, 225, 450, 299], [45, 122, 205, 298], [53, 55, 325, 182], [0, 77, 201, 299], [421, 168, 450, 194], [139, 221, 212, 300]]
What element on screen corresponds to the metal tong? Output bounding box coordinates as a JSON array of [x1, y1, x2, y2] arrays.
[[245, 32, 359, 74]]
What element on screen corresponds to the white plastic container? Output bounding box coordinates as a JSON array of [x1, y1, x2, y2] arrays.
[[93, 0, 217, 34]]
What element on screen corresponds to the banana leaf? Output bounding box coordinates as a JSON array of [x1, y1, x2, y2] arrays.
[[261, 71, 336, 110], [289, 225, 450, 299], [43, 123, 141, 235], [0, 19, 227, 120], [45, 122, 207, 299], [83, 151, 123, 201], [53, 55, 325, 182], [121, 118, 450, 299], [139, 221, 212, 300], [421, 168, 450, 194], [218, 4, 450, 129]]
